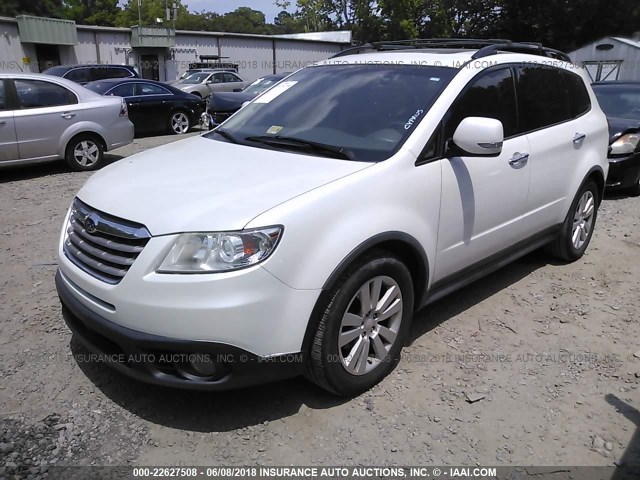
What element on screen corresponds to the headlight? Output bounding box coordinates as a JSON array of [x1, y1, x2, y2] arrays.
[[158, 226, 282, 273], [610, 133, 640, 155]]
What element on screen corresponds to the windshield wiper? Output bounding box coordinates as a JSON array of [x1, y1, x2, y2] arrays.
[[245, 135, 354, 160], [211, 128, 240, 144]]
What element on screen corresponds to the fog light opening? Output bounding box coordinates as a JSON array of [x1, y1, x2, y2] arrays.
[[174, 353, 228, 381]]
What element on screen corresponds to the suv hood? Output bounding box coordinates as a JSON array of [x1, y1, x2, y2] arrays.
[[77, 136, 372, 235]]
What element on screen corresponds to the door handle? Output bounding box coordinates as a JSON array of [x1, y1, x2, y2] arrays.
[[509, 152, 529, 168], [573, 133, 586, 144], [61, 112, 76, 119]]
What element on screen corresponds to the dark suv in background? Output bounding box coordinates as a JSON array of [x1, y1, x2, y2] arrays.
[[43, 64, 139, 85]]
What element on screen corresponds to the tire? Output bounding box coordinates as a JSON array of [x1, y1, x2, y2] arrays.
[[64, 134, 105, 171], [305, 250, 414, 396], [169, 110, 191, 135], [546, 180, 599, 262]]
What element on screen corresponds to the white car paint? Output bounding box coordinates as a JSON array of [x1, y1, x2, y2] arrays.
[[57, 49, 609, 377]]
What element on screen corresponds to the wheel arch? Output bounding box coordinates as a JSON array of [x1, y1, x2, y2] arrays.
[[301, 231, 429, 356], [584, 165, 606, 202], [63, 131, 107, 156]]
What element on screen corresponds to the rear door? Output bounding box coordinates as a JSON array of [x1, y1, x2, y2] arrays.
[[132, 82, 174, 131], [435, 67, 532, 281], [222, 72, 247, 92], [517, 65, 594, 233], [12, 78, 79, 161], [0, 79, 18, 162]]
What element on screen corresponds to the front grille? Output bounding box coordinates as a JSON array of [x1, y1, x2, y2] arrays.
[[63, 198, 151, 284]]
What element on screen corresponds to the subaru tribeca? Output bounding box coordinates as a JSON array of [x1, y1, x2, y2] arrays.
[[55, 40, 609, 395]]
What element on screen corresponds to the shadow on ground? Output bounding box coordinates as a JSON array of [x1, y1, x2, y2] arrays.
[[72, 249, 555, 432], [0, 154, 125, 183]]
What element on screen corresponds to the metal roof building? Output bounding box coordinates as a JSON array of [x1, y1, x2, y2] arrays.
[[569, 35, 640, 82], [0, 15, 351, 82]]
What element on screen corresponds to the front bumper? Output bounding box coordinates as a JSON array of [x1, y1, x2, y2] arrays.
[[606, 152, 640, 189], [56, 270, 304, 390]]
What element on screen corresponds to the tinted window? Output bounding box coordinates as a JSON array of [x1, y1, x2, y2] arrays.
[[108, 67, 133, 79], [0, 81, 6, 110], [593, 85, 640, 118], [64, 68, 91, 83], [135, 83, 170, 96], [564, 72, 590, 117], [517, 66, 572, 132], [14, 80, 77, 109], [108, 83, 135, 97], [445, 68, 518, 139]]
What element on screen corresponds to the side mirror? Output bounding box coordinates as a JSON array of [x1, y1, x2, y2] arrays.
[[450, 117, 504, 157]]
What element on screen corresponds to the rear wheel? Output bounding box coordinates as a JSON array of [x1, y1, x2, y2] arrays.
[[169, 111, 190, 135], [64, 134, 104, 171], [305, 251, 414, 396], [546, 180, 599, 261]]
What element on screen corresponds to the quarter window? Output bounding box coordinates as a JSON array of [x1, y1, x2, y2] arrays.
[[563, 71, 591, 117], [14, 80, 77, 109], [445, 68, 518, 140], [517, 66, 572, 132], [223, 73, 242, 83]]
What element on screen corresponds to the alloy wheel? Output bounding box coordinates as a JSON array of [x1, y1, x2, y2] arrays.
[[338, 275, 403, 376], [572, 190, 595, 250], [73, 140, 100, 167], [171, 112, 190, 134]]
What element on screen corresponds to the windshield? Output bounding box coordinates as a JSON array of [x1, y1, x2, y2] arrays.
[[243, 77, 284, 96], [594, 86, 640, 118], [181, 73, 209, 84], [204, 64, 457, 162]]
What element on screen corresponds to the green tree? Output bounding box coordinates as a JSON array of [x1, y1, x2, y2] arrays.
[[115, 0, 188, 28], [0, 0, 63, 18], [62, 0, 120, 26]]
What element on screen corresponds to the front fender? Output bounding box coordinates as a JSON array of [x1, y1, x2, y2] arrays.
[[248, 152, 442, 293]]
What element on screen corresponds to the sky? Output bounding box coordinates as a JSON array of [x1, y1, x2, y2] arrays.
[[184, 1, 288, 23]]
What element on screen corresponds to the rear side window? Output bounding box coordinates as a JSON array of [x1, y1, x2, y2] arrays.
[[14, 79, 77, 109], [445, 67, 518, 139], [517, 66, 572, 132], [64, 68, 91, 83], [223, 73, 242, 83], [108, 68, 134, 79], [108, 83, 135, 97], [135, 83, 170, 96], [563, 71, 591, 117]]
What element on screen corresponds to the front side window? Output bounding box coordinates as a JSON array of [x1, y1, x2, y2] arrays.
[[444, 67, 518, 140], [517, 66, 572, 132], [205, 64, 457, 162], [0, 81, 7, 110], [14, 80, 77, 109]]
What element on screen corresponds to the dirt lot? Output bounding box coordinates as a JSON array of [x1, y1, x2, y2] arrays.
[[1, 133, 639, 475]]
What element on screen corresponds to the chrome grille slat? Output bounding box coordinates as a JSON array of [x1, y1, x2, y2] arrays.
[[70, 218, 144, 253], [67, 229, 135, 267], [63, 198, 150, 284]]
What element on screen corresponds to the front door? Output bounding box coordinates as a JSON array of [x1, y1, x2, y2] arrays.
[[12, 78, 78, 161], [434, 67, 532, 281]]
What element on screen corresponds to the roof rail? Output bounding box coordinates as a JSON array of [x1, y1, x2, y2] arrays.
[[332, 38, 571, 62]]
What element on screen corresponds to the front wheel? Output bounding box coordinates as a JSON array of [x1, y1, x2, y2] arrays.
[[305, 251, 414, 396], [169, 111, 191, 135], [546, 180, 599, 261]]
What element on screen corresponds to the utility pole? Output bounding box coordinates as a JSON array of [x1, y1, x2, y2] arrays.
[[138, 0, 142, 26]]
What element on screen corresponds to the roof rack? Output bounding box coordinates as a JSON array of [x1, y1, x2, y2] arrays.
[[331, 38, 571, 62]]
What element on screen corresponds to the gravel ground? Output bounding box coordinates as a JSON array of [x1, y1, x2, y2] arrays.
[[1, 132, 639, 476]]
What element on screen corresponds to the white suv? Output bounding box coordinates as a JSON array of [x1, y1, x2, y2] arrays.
[[56, 40, 609, 395]]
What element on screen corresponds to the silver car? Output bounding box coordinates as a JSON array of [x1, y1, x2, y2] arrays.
[[177, 70, 250, 99], [0, 73, 134, 171]]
